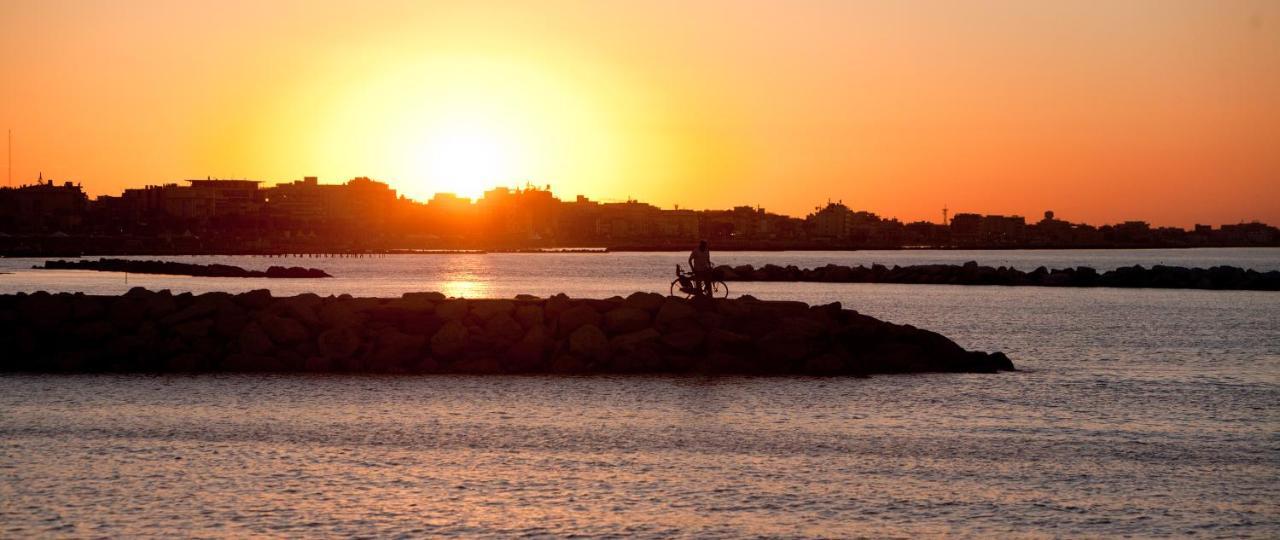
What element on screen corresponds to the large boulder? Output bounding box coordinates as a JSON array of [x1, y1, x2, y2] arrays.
[[549, 353, 587, 373], [435, 300, 469, 321], [757, 319, 823, 367], [303, 356, 333, 372], [623, 292, 665, 313], [505, 325, 548, 370], [222, 353, 284, 372], [236, 289, 273, 309], [611, 346, 663, 372], [610, 328, 662, 354], [661, 327, 705, 353], [568, 324, 609, 361], [165, 353, 205, 372], [317, 326, 362, 359], [777, 316, 828, 340], [364, 305, 411, 326], [143, 292, 177, 318], [696, 311, 725, 330], [707, 328, 752, 354], [470, 300, 515, 320], [604, 307, 651, 335], [72, 320, 115, 342], [238, 322, 274, 355], [318, 301, 364, 328], [654, 298, 697, 328], [753, 300, 810, 319], [514, 304, 544, 329], [363, 329, 427, 372], [172, 319, 213, 340], [402, 291, 445, 303], [451, 356, 503, 374], [431, 321, 469, 358], [861, 342, 930, 373], [69, 296, 105, 320], [411, 357, 443, 374], [123, 286, 152, 298], [258, 313, 309, 344], [20, 293, 71, 328], [212, 303, 249, 339], [698, 352, 743, 373], [107, 298, 147, 330], [273, 295, 322, 327], [557, 304, 602, 337], [160, 294, 227, 326], [544, 293, 574, 320], [987, 352, 1015, 371], [483, 313, 524, 348], [804, 353, 848, 375]]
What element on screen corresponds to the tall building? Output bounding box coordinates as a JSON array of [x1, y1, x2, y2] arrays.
[[262, 176, 399, 225], [950, 213, 1027, 246], [121, 178, 263, 221], [475, 185, 560, 241], [806, 202, 857, 239], [0, 177, 89, 232], [804, 201, 896, 243]]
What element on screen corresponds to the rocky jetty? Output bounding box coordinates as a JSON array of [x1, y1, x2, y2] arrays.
[[38, 258, 332, 278], [716, 262, 1280, 291], [0, 289, 1013, 375]]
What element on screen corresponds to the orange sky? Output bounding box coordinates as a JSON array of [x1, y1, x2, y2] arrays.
[[2, 0, 1278, 227]]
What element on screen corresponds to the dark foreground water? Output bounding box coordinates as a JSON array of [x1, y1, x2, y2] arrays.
[[2, 249, 1278, 537]]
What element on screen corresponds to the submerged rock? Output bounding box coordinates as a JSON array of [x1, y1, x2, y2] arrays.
[[37, 258, 332, 278]]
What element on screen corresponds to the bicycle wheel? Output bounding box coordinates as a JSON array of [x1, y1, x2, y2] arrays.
[[712, 280, 729, 298], [670, 279, 689, 298]]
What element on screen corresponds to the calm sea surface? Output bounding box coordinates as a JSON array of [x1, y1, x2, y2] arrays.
[[2, 248, 1278, 537]]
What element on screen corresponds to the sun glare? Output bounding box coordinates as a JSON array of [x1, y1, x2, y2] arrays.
[[296, 53, 635, 204], [418, 125, 519, 200]]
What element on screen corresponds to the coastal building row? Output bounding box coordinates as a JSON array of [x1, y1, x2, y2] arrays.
[[0, 175, 1276, 250], [0, 176, 88, 233]]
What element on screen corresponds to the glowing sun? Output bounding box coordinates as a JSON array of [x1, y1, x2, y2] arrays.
[[414, 122, 523, 200]]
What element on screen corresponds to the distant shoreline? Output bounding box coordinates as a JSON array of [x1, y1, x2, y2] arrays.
[[4, 244, 1279, 258], [36, 258, 332, 279], [715, 261, 1280, 291]]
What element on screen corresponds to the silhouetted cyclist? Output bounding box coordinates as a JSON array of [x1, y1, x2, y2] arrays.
[[688, 240, 714, 296]]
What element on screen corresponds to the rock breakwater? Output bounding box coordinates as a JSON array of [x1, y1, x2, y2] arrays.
[[0, 289, 1012, 375], [38, 258, 332, 278], [716, 262, 1280, 291]]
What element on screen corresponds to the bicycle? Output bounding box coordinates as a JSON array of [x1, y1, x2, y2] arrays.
[[670, 264, 729, 298]]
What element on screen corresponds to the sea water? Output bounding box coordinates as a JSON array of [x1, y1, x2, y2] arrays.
[[1, 249, 1277, 537]]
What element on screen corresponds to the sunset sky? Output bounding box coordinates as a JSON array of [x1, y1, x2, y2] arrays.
[[2, 0, 1277, 227]]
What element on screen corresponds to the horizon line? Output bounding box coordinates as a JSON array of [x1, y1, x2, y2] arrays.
[[7, 172, 1276, 231]]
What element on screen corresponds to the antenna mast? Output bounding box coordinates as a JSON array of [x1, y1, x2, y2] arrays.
[[7, 129, 10, 187], [942, 205, 949, 226]]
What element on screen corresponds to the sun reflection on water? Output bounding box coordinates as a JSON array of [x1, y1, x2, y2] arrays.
[[438, 277, 490, 298], [433, 256, 494, 298]]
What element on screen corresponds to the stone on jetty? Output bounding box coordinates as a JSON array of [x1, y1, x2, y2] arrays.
[[37, 258, 332, 278], [0, 289, 1015, 376], [716, 262, 1280, 291]]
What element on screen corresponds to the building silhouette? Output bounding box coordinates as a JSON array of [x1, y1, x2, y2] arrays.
[[0, 177, 88, 233], [0, 172, 1276, 254]]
